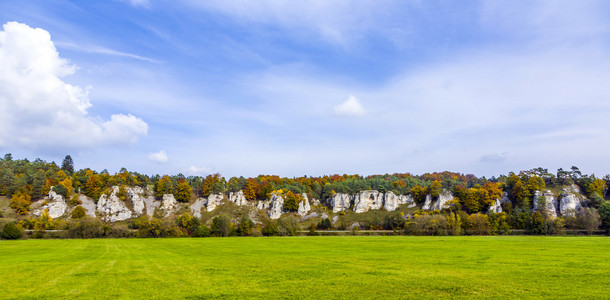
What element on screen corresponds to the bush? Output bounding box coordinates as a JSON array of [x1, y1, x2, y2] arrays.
[[237, 217, 254, 236], [317, 218, 331, 230], [262, 220, 280, 236], [406, 214, 447, 236], [71, 205, 86, 219], [1, 222, 23, 240], [64, 217, 104, 238], [211, 215, 231, 237], [277, 215, 301, 236], [578, 208, 601, 235], [599, 201, 610, 233], [193, 225, 211, 237]]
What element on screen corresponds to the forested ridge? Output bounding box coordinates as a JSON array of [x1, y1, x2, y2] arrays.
[[1, 153, 609, 239]]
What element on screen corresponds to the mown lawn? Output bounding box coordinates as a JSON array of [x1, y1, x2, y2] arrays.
[[0, 236, 608, 299]]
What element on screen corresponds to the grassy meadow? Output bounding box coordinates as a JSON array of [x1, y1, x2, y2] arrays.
[[0, 236, 609, 299]]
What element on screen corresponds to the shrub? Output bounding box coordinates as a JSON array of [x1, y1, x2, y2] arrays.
[[317, 218, 331, 230], [211, 215, 231, 237], [193, 225, 211, 237], [406, 214, 447, 236], [10, 191, 32, 215], [53, 184, 69, 199], [1, 222, 23, 240], [277, 215, 301, 236], [578, 208, 601, 235], [467, 213, 491, 235], [262, 220, 280, 236], [65, 217, 104, 238], [237, 217, 254, 236], [598, 201, 610, 233], [69, 194, 81, 206], [71, 205, 87, 219]]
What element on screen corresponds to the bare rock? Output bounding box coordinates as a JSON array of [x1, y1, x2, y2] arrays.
[[96, 186, 132, 222], [332, 215, 339, 224], [384, 191, 414, 211], [353, 190, 384, 213], [160, 194, 177, 217], [229, 190, 248, 206], [268, 193, 284, 219], [256, 200, 271, 210], [79, 195, 96, 217], [422, 191, 453, 211], [301, 212, 319, 220], [329, 193, 352, 213], [559, 191, 583, 216], [206, 193, 224, 212], [297, 193, 311, 216], [190, 198, 207, 218], [533, 190, 558, 218]]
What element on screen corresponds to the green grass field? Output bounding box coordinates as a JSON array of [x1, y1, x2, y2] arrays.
[[0, 236, 609, 299]]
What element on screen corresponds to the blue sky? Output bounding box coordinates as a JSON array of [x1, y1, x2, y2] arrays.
[[1, 0, 609, 178]]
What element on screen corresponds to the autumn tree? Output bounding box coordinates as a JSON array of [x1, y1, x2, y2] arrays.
[[201, 173, 225, 197], [428, 180, 442, 198], [243, 178, 258, 200], [410, 185, 427, 204], [156, 175, 173, 198], [10, 191, 32, 215], [175, 179, 192, 202], [71, 205, 86, 219], [283, 191, 301, 212], [85, 175, 102, 200]]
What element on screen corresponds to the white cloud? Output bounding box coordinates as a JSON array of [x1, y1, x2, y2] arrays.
[[0, 22, 148, 150], [55, 41, 159, 63], [334, 95, 366, 117], [148, 150, 168, 163], [183, 165, 212, 176]]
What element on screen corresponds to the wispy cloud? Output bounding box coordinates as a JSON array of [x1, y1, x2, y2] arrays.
[[56, 41, 160, 63], [334, 95, 366, 117]]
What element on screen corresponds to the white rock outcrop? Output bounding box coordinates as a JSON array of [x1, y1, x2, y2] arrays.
[[33, 188, 68, 218], [190, 198, 207, 218], [160, 194, 177, 216], [383, 191, 415, 211], [559, 191, 583, 216], [79, 195, 96, 217], [256, 200, 271, 210], [96, 186, 132, 222], [329, 193, 352, 213], [533, 190, 558, 218], [268, 193, 284, 219], [301, 212, 319, 220], [206, 193, 224, 212], [422, 191, 453, 211], [353, 190, 384, 213], [297, 193, 311, 216], [229, 191, 248, 206]]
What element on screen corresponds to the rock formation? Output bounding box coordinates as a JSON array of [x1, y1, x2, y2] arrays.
[[33, 187, 68, 218], [190, 198, 207, 218], [229, 191, 248, 206], [79, 195, 96, 217], [160, 194, 177, 217], [559, 186, 583, 216], [533, 190, 558, 217], [297, 193, 311, 216], [422, 191, 453, 211], [329, 193, 352, 213], [206, 193, 223, 212], [96, 186, 132, 222], [383, 191, 415, 211], [268, 193, 284, 219], [353, 190, 384, 213]]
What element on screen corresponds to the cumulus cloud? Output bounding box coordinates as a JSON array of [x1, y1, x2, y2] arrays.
[[333, 95, 366, 117], [0, 22, 148, 150], [147, 150, 168, 163]]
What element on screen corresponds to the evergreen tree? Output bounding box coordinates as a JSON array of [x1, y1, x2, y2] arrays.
[[61, 155, 74, 175]]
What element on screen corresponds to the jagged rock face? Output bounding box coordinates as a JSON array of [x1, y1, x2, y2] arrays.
[[79, 195, 96, 217], [559, 192, 583, 216], [311, 198, 321, 206], [353, 190, 384, 213], [206, 193, 224, 212], [422, 191, 453, 211], [297, 193, 311, 216], [190, 198, 207, 218], [160, 194, 177, 217], [330, 193, 352, 213], [256, 200, 271, 210], [320, 213, 329, 219], [33, 188, 68, 218], [488, 199, 502, 214], [229, 191, 248, 206], [533, 190, 558, 217], [383, 191, 414, 211], [97, 186, 132, 222], [126, 186, 148, 216], [268, 194, 284, 219]]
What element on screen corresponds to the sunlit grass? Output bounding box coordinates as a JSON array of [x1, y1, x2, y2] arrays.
[[0, 236, 608, 299]]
